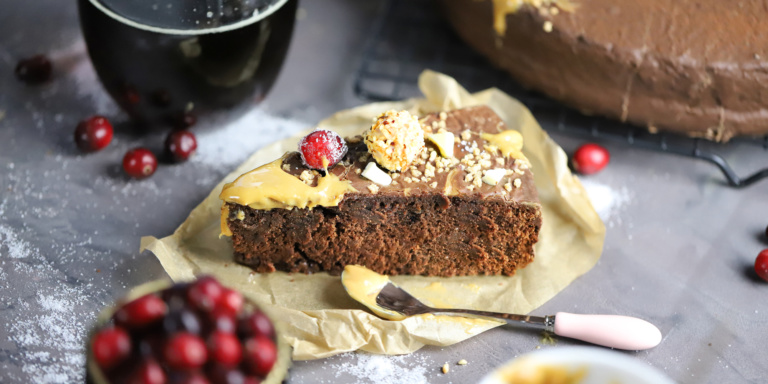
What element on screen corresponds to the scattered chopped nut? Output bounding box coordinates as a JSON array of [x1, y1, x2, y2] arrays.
[[367, 184, 380, 193], [282, 164, 291, 172], [236, 210, 245, 220], [461, 129, 472, 141], [299, 170, 315, 185], [504, 182, 513, 192], [550, 6, 559, 15], [355, 168, 362, 174], [482, 168, 507, 186], [496, 158, 506, 166], [543, 21, 553, 33], [439, 111, 447, 121], [457, 359, 467, 366], [442, 364, 450, 374], [514, 178, 522, 188], [430, 182, 438, 188], [411, 169, 422, 177]]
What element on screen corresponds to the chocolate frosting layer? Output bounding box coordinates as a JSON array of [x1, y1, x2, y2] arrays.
[[281, 106, 539, 205], [440, 0, 768, 141]]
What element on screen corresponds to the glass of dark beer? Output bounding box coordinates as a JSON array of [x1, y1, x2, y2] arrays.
[[78, 0, 297, 126]]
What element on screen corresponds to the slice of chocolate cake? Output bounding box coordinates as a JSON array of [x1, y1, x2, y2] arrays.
[[219, 106, 541, 277]]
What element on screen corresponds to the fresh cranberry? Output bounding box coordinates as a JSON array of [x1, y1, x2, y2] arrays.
[[114, 294, 167, 328], [207, 331, 242, 366], [173, 111, 197, 130], [572, 143, 610, 175], [15, 55, 52, 84], [187, 276, 224, 312], [755, 249, 768, 282], [165, 130, 197, 162], [239, 312, 274, 339], [243, 377, 262, 384], [74, 116, 113, 153], [216, 289, 243, 315], [206, 365, 246, 384], [123, 84, 141, 105], [129, 359, 167, 384], [151, 89, 172, 108], [161, 283, 190, 311], [210, 309, 237, 333], [172, 372, 211, 384], [243, 336, 276, 377], [164, 332, 208, 370], [92, 326, 132, 371], [298, 129, 348, 170], [163, 308, 203, 335], [123, 148, 158, 179]]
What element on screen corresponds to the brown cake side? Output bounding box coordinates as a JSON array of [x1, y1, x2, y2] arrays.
[[221, 106, 542, 277]]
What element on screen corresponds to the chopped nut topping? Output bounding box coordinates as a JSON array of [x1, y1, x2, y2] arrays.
[[236, 210, 245, 220], [461, 129, 472, 141], [442, 364, 450, 374], [361, 162, 393, 186], [424, 168, 435, 178], [430, 181, 438, 188], [496, 158, 506, 166], [439, 111, 447, 121], [411, 169, 423, 177], [550, 6, 559, 15], [504, 182, 513, 192], [367, 184, 380, 193], [299, 170, 315, 185], [543, 21, 553, 33], [282, 164, 291, 172], [514, 178, 522, 188], [464, 173, 474, 183], [404, 177, 413, 183], [355, 168, 362, 174]]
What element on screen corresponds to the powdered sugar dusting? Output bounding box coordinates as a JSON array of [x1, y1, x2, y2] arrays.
[[1, 224, 99, 383], [192, 108, 308, 168], [293, 352, 434, 384], [580, 179, 632, 227]]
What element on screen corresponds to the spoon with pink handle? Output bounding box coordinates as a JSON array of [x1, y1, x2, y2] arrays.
[[374, 282, 662, 351]]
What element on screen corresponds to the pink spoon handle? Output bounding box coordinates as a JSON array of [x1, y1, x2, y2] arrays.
[[553, 312, 662, 350]]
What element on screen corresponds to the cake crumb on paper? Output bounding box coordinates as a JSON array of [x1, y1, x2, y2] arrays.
[[441, 363, 450, 374], [458, 359, 468, 365]]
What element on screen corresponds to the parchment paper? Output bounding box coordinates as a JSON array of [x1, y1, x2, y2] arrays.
[[140, 70, 605, 360]]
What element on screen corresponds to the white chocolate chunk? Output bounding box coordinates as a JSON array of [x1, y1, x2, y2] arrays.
[[427, 132, 455, 158], [361, 162, 393, 186], [481, 168, 507, 186]]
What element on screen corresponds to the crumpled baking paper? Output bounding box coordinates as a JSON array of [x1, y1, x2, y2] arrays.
[[140, 70, 605, 360]]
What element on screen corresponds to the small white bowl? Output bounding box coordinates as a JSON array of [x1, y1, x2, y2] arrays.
[[479, 347, 674, 384]]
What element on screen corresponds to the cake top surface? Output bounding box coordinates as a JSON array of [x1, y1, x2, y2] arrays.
[[220, 106, 539, 211], [495, 0, 767, 64]]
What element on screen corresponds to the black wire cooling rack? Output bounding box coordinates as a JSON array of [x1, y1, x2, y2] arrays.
[[353, 0, 768, 188]]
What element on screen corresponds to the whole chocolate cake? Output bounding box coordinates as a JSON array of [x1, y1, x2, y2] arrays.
[[440, 0, 768, 142], [219, 106, 542, 277]]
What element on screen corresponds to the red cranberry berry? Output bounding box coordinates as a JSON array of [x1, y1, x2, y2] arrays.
[[243, 377, 262, 384], [216, 289, 243, 315], [15, 55, 52, 84], [187, 276, 224, 312], [92, 327, 132, 371], [151, 89, 172, 108], [207, 331, 242, 366], [74, 116, 113, 153], [165, 130, 197, 162], [243, 336, 277, 377], [129, 359, 167, 384], [164, 332, 208, 370], [298, 129, 348, 170], [114, 294, 167, 328], [163, 308, 203, 335], [572, 143, 610, 175], [210, 309, 237, 333], [173, 111, 197, 130], [173, 372, 211, 384], [755, 249, 768, 282], [206, 365, 246, 384], [239, 311, 274, 339], [123, 148, 158, 179]]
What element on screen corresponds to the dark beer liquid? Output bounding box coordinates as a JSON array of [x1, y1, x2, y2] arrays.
[[78, 0, 297, 126]]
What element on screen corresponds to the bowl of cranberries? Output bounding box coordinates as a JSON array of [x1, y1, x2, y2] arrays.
[[87, 276, 290, 384]]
